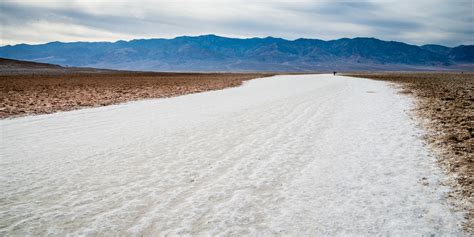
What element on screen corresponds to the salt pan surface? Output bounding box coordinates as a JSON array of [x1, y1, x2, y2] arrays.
[[0, 75, 461, 235]]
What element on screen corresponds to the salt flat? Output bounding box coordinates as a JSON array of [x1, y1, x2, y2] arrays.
[[0, 74, 461, 235]]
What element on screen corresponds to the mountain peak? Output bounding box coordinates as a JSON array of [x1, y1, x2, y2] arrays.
[[0, 36, 472, 72]]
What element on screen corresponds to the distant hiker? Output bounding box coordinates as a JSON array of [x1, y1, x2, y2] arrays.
[[333, 71, 337, 76]]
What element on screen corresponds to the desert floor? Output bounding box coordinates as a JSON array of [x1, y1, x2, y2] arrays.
[[0, 71, 272, 118], [0, 74, 463, 235]]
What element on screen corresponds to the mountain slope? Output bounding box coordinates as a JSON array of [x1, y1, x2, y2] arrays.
[[0, 35, 472, 71]]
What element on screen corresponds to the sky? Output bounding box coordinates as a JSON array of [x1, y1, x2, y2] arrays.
[[0, 0, 472, 47]]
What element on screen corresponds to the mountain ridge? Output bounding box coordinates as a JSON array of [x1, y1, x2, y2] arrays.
[[1, 35, 472, 72]]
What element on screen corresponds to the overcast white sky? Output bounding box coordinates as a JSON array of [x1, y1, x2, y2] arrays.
[[0, 0, 472, 46]]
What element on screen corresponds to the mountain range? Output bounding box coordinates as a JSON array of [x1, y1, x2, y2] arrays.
[[0, 35, 472, 72]]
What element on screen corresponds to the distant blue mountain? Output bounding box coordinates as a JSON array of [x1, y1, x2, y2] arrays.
[[0, 35, 472, 72]]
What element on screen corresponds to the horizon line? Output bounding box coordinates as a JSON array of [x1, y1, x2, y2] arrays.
[[1, 34, 469, 48]]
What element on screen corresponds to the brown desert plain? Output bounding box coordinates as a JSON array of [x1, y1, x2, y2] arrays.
[[0, 58, 274, 118]]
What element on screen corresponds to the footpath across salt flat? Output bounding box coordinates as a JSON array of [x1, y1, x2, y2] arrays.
[[0, 74, 462, 235]]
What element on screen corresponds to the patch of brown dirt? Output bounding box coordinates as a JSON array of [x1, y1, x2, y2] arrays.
[[0, 71, 273, 118], [346, 72, 473, 232]]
